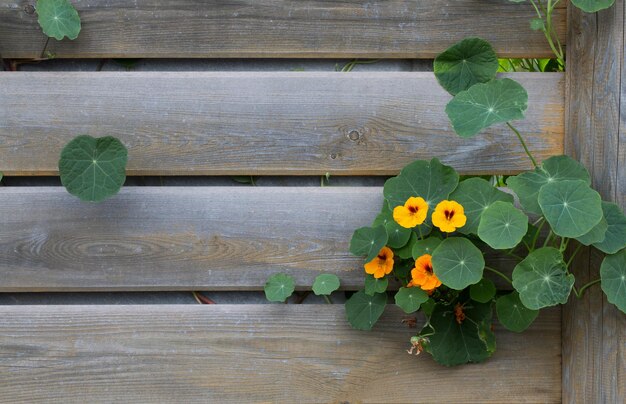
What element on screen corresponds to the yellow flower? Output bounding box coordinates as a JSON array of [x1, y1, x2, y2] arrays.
[[431, 200, 467, 233], [408, 254, 442, 291], [393, 197, 429, 228], [364, 246, 394, 279]]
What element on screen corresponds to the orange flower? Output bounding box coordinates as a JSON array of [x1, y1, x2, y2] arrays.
[[364, 246, 394, 279], [409, 254, 442, 291], [431, 200, 467, 233], [393, 197, 429, 228]]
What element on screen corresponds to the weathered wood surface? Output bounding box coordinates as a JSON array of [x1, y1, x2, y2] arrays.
[[0, 0, 566, 59], [0, 305, 561, 403], [0, 187, 518, 292], [0, 72, 564, 176], [563, 1, 626, 402]]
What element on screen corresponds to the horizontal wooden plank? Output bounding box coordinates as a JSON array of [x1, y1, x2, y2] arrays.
[[0, 305, 561, 403], [0, 72, 564, 176], [0, 187, 517, 292], [0, 1, 566, 59]]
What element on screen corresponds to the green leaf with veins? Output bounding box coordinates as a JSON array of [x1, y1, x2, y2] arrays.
[[593, 202, 626, 254], [349, 226, 388, 263], [264, 273, 295, 302], [364, 275, 388, 296], [36, 0, 81, 40], [496, 291, 539, 332], [58, 135, 127, 202], [600, 249, 626, 313], [312, 274, 340, 296], [477, 201, 528, 250], [470, 278, 496, 303], [395, 287, 428, 314], [571, 0, 615, 13], [412, 237, 442, 259], [345, 291, 387, 331], [432, 238, 485, 290]]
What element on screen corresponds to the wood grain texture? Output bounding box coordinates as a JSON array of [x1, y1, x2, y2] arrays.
[[0, 187, 518, 292], [0, 0, 566, 59], [0, 72, 564, 176], [0, 305, 561, 403], [563, 1, 626, 402]]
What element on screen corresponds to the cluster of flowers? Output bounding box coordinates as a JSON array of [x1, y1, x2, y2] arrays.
[[364, 197, 467, 292]]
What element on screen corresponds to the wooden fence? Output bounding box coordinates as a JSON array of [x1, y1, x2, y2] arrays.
[[0, 1, 622, 402]]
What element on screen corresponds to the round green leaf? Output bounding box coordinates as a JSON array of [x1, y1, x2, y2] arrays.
[[477, 201, 528, 249], [411, 237, 442, 259], [496, 291, 539, 332], [575, 216, 608, 246], [434, 37, 498, 95], [571, 0, 615, 13], [349, 225, 388, 263], [345, 291, 387, 331], [507, 155, 591, 214], [395, 232, 418, 259], [470, 278, 496, 303], [449, 178, 514, 234], [445, 78, 528, 138], [373, 205, 412, 248], [512, 247, 574, 309], [538, 180, 603, 238], [600, 249, 626, 313], [312, 274, 340, 296], [394, 287, 428, 314], [264, 273, 295, 302], [432, 238, 485, 290], [36, 0, 81, 40], [58, 135, 128, 202], [383, 158, 459, 210], [423, 301, 494, 366], [364, 275, 388, 296], [593, 202, 626, 254]]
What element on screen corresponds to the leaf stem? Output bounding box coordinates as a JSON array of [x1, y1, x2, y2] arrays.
[[322, 295, 333, 304], [506, 122, 539, 168], [40, 37, 51, 59], [566, 243, 584, 268], [574, 279, 601, 298], [531, 218, 546, 251], [543, 229, 555, 248], [559, 236, 570, 253], [484, 266, 513, 285]]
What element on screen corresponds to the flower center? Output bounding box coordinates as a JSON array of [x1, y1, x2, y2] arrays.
[[408, 205, 419, 214], [444, 209, 455, 220], [378, 253, 387, 261], [424, 263, 433, 274]]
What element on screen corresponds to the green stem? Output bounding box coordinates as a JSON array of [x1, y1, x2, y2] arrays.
[[543, 229, 555, 248], [506, 123, 539, 168], [566, 243, 583, 268], [485, 266, 513, 284], [322, 295, 333, 304], [575, 279, 601, 298], [531, 218, 546, 251], [40, 37, 51, 59], [559, 236, 570, 253]]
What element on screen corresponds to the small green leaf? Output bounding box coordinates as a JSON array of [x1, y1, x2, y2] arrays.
[[434, 37, 498, 95], [512, 247, 574, 309], [364, 275, 389, 296], [449, 178, 514, 234], [571, 0, 616, 13], [411, 237, 442, 259], [445, 78, 528, 138], [383, 158, 459, 210], [432, 238, 485, 290], [530, 18, 545, 31], [58, 135, 128, 202], [507, 155, 591, 214], [349, 226, 388, 263], [312, 274, 340, 296], [36, 0, 81, 40], [394, 287, 428, 314], [423, 301, 494, 366], [345, 291, 387, 331], [264, 273, 295, 302], [538, 180, 603, 238], [600, 249, 626, 313], [395, 232, 418, 259], [593, 202, 626, 254], [477, 201, 528, 250], [496, 291, 539, 332], [470, 278, 496, 303]]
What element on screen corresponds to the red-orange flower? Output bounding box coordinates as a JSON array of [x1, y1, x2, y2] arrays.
[[408, 254, 442, 291], [393, 197, 429, 228], [364, 246, 394, 279], [432, 200, 467, 233]]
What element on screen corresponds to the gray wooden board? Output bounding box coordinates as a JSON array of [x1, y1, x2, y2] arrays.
[[0, 72, 564, 176], [0, 0, 566, 59], [0, 187, 516, 292], [0, 305, 561, 403], [563, 1, 626, 402]]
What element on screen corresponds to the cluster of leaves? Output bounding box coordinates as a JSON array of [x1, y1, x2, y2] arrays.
[[344, 38, 626, 367]]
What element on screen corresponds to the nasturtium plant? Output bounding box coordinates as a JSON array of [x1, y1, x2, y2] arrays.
[[327, 37, 626, 367], [264, 273, 295, 303], [571, 0, 616, 13], [434, 37, 498, 95], [36, 0, 81, 40], [58, 135, 128, 202], [312, 274, 340, 296], [445, 78, 528, 138]]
